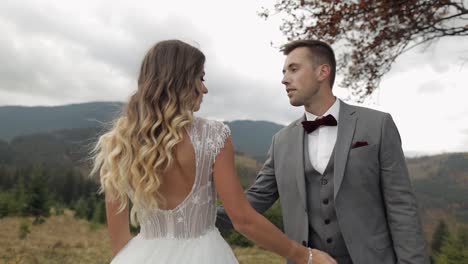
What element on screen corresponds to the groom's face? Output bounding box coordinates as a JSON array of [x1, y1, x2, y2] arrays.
[[282, 47, 321, 107]]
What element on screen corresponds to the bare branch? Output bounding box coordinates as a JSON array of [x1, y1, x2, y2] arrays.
[[264, 0, 468, 101]]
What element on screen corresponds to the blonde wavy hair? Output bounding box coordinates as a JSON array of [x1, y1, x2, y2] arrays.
[[91, 40, 206, 225]]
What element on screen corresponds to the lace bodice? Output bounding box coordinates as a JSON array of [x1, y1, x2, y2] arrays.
[[131, 117, 230, 239]]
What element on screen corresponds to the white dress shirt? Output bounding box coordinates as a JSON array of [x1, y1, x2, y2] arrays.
[[304, 98, 340, 174]]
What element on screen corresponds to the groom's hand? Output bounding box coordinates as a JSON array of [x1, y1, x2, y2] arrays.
[[311, 249, 337, 264]]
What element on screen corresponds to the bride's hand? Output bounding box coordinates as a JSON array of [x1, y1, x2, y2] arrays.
[[290, 243, 337, 264], [308, 248, 338, 264]]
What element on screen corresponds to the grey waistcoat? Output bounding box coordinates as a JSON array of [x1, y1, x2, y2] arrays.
[[304, 134, 352, 263]]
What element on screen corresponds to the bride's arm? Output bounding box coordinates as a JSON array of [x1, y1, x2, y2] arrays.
[[213, 136, 308, 264], [105, 194, 132, 257]]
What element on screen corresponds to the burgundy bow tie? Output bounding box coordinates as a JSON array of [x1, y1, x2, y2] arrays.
[[302, 114, 337, 133]]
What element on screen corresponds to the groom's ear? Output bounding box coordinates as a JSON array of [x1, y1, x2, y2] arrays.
[[317, 64, 331, 83]]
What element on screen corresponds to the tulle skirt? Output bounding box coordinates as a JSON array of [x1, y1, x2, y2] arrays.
[[110, 228, 239, 264]]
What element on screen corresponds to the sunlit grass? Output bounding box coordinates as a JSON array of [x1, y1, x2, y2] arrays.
[[0, 211, 283, 264]]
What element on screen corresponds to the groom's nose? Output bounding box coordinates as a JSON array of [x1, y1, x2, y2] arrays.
[[282, 75, 290, 86]]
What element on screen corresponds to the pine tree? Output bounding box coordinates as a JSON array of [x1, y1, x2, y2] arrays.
[[28, 164, 50, 224], [458, 227, 468, 247], [73, 197, 88, 219], [63, 169, 77, 205], [432, 220, 449, 255], [92, 198, 106, 224], [434, 227, 468, 264], [86, 194, 98, 221], [0, 192, 9, 218], [14, 175, 29, 216], [456, 227, 468, 261]]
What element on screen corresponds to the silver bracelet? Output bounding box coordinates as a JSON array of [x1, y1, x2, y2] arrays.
[[307, 247, 313, 264]]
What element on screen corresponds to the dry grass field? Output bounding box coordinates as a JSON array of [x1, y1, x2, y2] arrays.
[[0, 211, 284, 264]]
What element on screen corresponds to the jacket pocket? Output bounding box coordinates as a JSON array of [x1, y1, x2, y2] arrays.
[[349, 143, 376, 155]]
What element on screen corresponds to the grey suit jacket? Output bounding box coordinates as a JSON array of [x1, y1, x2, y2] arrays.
[[216, 100, 429, 264]]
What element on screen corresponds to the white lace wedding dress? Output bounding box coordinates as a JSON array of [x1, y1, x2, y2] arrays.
[[110, 117, 239, 264]]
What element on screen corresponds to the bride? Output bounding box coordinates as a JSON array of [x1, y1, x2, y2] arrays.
[[91, 39, 312, 263]]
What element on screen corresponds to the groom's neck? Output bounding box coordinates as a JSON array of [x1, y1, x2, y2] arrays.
[[304, 94, 336, 117]]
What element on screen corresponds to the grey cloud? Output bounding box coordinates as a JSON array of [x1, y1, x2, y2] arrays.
[[385, 37, 468, 78], [0, 1, 214, 105], [430, 63, 450, 74], [417, 80, 445, 94]]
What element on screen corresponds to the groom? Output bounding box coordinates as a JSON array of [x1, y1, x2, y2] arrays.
[[217, 40, 429, 263]]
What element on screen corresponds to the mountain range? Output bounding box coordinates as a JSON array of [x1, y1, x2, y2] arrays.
[[0, 102, 283, 162], [0, 102, 467, 238]]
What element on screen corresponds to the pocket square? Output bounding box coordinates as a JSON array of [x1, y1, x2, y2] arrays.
[[351, 141, 369, 149]]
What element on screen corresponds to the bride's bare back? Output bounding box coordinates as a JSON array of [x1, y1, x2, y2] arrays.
[[157, 129, 196, 210]]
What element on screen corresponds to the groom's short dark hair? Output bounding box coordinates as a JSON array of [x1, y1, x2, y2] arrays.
[[281, 40, 336, 88]]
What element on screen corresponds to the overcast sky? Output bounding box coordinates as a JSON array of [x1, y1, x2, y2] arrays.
[[1, 0, 467, 155]]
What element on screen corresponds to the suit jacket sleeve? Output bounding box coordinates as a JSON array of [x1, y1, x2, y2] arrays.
[[215, 134, 280, 231], [380, 113, 429, 263]]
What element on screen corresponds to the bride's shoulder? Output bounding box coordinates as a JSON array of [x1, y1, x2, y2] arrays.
[[194, 116, 228, 130]]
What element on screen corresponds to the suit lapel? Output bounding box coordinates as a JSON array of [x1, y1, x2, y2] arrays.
[[334, 101, 357, 198], [292, 115, 307, 210]]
